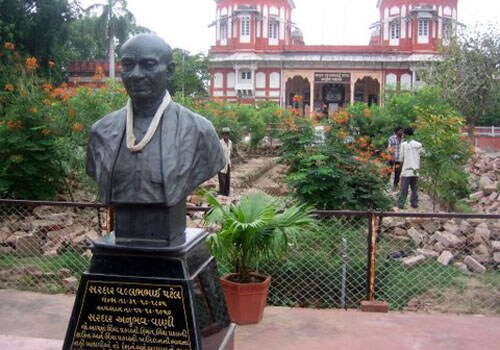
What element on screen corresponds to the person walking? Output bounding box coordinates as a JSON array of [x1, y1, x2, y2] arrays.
[[397, 127, 423, 209], [218, 127, 233, 196], [388, 126, 403, 189]]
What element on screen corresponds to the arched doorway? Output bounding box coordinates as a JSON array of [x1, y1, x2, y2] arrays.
[[285, 76, 311, 115], [353, 77, 380, 106]]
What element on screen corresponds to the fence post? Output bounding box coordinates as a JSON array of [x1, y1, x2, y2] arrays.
[[366, 212, 378, 301]]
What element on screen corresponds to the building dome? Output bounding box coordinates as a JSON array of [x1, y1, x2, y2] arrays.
[[291, 28, 305, 45]]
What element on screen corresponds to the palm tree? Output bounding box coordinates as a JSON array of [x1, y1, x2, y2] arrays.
[[85, 0, 136, 78]]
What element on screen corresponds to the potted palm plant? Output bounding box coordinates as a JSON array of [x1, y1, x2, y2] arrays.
[[204, 191, 315, 325]]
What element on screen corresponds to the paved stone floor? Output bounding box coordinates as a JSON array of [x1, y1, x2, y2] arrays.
[[1, 289, 499, 350]]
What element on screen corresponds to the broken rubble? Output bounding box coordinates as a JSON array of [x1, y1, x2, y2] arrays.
[[402, 255, 426, 268], [464, 256, 486, 273], [437, 250, 454, 266]]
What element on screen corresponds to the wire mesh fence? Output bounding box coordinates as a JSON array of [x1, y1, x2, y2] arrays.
[[0, 200, 107, 293], [259, 213, 369, 309], [375, 213, 500, 314], [1, 200, 499, 314]]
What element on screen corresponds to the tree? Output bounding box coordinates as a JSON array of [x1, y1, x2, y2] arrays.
[[0, 0, 78, 72], [85, 0, 136, 78], [171, 49, 210, 97], [422, 26, 500, 136], [65, 16, 107, 61]]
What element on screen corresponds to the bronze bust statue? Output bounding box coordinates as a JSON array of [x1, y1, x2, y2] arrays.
[[86, 34, 225, 245]]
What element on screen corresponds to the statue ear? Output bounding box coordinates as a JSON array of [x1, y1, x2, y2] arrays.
[[167, 62, 176, 79]]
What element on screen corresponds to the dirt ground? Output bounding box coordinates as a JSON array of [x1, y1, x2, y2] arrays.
[[221, 155, 436, 212]]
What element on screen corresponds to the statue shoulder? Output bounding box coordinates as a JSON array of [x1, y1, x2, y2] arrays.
[[89, 108, 126, 136], [174, 102, 213, 129]]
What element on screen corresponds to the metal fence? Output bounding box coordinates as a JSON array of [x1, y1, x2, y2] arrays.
[[1, 200, 499, 314]]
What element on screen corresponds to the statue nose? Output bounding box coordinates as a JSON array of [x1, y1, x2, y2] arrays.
[[129, 65, 144, 78]]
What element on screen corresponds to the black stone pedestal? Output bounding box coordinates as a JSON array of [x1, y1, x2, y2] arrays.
[[63, 229, 235, 350]]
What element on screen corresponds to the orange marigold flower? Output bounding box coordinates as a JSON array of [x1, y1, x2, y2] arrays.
[[26, 57, 38, 71], [7, 120, 22, 130], [42, 83, 53, 93], [41, 128, 52, 136], [4, 84, 14, 92], [72, 122, 84, 132], [30, 107, 38, 113], [4, 42, 15, 50]]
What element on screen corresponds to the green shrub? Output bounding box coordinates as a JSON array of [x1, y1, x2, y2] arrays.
[[0, 47, 65, 199], [281, 121, 392, 210]]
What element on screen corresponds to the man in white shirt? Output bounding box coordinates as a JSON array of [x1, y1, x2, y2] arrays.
[[397, 127, 423, 209], [218, 127, 233, 196]]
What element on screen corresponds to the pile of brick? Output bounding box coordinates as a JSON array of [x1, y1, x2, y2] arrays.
[[466, 149, 500, 213], [0, 206, 99, 257], [381, 216, 500, 273]]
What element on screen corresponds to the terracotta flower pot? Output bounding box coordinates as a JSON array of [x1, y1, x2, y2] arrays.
[[219, 272, 271, 325]]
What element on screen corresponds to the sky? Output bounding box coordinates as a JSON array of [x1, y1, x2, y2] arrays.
[[80, 0, 500, 54]]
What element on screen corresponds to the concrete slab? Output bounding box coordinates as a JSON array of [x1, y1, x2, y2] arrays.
[[1, 290, 499, 350]]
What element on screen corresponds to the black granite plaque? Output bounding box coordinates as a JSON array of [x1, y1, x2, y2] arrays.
[[68, 276, 193, 349]]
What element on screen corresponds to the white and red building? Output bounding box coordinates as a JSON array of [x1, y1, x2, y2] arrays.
[[208, 0, 460, 113]]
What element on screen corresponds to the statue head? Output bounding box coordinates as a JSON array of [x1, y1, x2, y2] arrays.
[[120, 34, 175, 106]]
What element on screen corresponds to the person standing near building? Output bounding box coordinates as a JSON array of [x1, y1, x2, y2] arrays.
[[218, 127, 233, 196], [388, 126, 403, 189], [397, 127, 423, 209]]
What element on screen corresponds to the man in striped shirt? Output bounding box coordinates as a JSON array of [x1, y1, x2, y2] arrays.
[[388, 126, 403, 189]]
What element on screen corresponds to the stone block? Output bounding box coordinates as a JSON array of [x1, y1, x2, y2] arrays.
[[469, 191, 484, 201], [483, 186, 498, 196], [464, 256, 486, 274], [472, 244, 490, 256], [31, 219, 62, 233], [393, 227, 407, 236], [360, 300, 389, 313], [419, 219, 440, 234], [0, 245, 14, 254], [416, 248, 439, 257], [474, 223, 491, 238], [387, 234, 411, 242], [453, 262, 468, 272], [493, 252, 500, 263], [437, 250, 454, 266], [491, 241, 500, 251], [407, 227, 424, 245], [62, 276, 79, 291], [459, 220, 473, 235], [402, 255, 426, 268], [434, 231, 462, 248], [15, 234, 41, 257], [47, 229, 68, 240], [479, 176, 494, 191], [443, 221, 460, 236]]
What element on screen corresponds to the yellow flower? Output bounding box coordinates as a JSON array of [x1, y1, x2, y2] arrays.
[[30, 107, 38, 113], [41, 128, 52, 136]]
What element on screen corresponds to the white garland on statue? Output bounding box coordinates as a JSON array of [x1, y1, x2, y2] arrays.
[[126, 90, 171, 152]]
